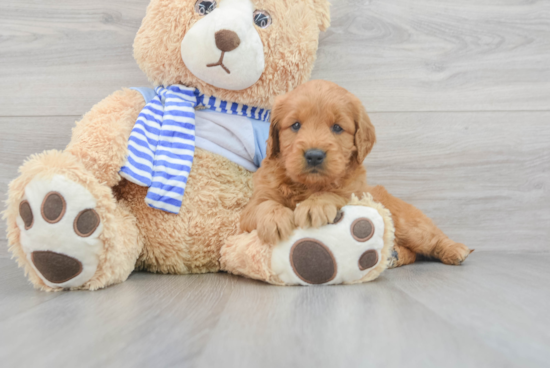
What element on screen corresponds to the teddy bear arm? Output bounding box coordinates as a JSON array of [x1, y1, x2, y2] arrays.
[[65, 88, 145, 187]]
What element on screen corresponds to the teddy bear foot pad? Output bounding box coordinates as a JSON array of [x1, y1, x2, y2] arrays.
[[17, 175, 104, 288], [272, 205, 388, 286]]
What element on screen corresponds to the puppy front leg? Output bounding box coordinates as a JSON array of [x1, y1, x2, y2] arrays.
[[242, 199, 295, 246], [367, 185, 472, 266], [294, 192, 349, 229]]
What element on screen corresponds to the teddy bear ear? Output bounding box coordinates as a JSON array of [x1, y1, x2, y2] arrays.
[[312, 0, 331, 32]]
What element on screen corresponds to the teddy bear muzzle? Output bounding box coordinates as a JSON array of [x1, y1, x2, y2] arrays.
[[180, 0, 265, 90]]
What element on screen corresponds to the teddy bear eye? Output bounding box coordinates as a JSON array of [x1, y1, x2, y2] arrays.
[[253, 10, 272, 29], [195, 0, 217, 16], [332, 124, 344, 134], [291, 122, 301, 132]]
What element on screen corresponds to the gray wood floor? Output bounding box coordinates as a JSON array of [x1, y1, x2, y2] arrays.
[[1, 253, 549, 368], [1, 0, 549, 366]]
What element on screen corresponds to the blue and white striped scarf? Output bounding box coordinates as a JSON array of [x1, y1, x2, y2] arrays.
[[120, 85, 271, 214]]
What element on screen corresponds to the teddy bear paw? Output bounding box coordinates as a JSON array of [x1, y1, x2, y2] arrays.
[[271, 204, 389, 285], [17, 175, 103, 289]]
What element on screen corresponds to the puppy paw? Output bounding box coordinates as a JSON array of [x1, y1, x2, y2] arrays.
[[439, 242, 473, 265], [387, 249, 399, 269], [294, 200, 339, 229], [386, 244, 417, 268], [257, 206, 295, 245]]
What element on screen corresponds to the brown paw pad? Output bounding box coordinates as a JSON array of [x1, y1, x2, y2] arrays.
[[290, 239, 337, 284], [74, 209, 100, 237], [41, 192, 66, 224], [351, 218, 374, 242], [32, 251, 83, 284], [359, 249, 379, 270], [19, 200, 34, 230]]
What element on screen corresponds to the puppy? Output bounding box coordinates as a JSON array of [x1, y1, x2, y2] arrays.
[[241, 80, 472, 266]]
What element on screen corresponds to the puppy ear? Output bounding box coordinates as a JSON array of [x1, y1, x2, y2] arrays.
[[353, 97, 376, 164], [266, 123, 281, 159], [311, 0, 331, 32], [266, 95, 286, 159]]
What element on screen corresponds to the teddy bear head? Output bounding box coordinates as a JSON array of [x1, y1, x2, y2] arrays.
[[134, 0, 330, 108]]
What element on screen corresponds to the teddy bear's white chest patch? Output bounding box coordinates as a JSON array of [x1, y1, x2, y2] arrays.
[[195, 109, 269, 172], [181, 0, 265, 91]]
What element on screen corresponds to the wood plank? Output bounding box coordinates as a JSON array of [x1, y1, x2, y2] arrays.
[[0, 240, 7, 259], [0, 0, 549, 116], [0, 261, 238, 367], [0, 253, 548, 367], [0, 0, 150, 116], [196, 252, 549, 368], [0, 256, 62, 318], [314, 0, 550, 112], [0, 116, 76, 258], [1, 111, 549, 258], [365, 111, 550, 252], [389, 252, 550, 367]]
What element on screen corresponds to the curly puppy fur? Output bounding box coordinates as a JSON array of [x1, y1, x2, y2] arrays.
[[241, 80, 472, 265]]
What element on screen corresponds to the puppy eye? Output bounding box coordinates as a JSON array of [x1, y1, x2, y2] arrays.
[[291, 122, 301, 132], [253, 10, 272, 28], [195, 0, 217, 16], [332, 124, 344, 134]]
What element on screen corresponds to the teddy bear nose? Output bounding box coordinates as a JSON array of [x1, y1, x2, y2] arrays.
[[214, 29, 241, 52]]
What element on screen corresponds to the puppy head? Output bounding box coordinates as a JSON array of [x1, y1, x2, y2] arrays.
[[267, 80, 376, 187]]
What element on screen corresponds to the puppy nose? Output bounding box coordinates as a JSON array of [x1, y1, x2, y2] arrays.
[[304, 149, 326, 167], [214, 30, 241, 52]]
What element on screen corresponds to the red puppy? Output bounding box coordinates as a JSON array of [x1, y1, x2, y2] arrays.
[[240, 80, 471, 266]]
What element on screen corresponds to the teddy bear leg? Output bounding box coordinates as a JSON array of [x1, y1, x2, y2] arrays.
[[220, 231, 286, 285], [221, 194, 395, 286], [5, 150, 143, 291]]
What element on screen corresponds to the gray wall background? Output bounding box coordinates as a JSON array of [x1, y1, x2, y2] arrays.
[[1, 0, 549, 257]]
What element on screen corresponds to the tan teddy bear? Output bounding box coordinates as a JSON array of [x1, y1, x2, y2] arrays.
[[4, 0, 467, 291], [5, 0, 469, 291]]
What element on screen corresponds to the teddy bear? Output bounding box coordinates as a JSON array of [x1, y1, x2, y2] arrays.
[[4, 0, 400, 291]]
